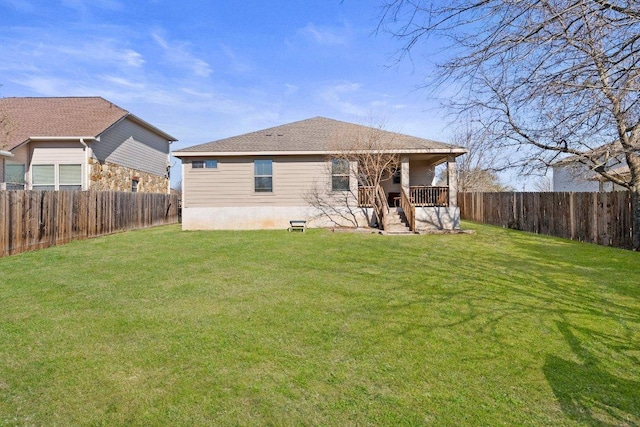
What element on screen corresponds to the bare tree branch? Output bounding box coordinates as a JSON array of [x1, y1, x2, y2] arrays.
[[379, 0, 640, 248]]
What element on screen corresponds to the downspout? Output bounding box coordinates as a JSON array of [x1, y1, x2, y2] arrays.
[[79, 138, 89, 191], [167, 141, 172, 194]]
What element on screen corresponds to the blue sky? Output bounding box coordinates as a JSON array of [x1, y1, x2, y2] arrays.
[[0, 0, 461, 187]]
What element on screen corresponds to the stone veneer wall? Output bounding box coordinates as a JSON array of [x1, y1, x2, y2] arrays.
[[88, 158, 168, 193]]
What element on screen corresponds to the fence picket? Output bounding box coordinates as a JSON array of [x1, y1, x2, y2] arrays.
[[0, 191, 179, 257], [459, 191, 634, 250]]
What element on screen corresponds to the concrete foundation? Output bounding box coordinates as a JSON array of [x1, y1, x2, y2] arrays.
[[182, 206, 375, 230], [182, 205, 460, 231], [414, 207, 461, 230]]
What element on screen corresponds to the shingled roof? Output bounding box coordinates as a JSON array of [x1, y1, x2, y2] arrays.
[[0, 97, 176, 150], [174, 117, 465, 156]]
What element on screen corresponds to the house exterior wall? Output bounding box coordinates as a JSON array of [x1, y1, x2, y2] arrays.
[[181, 154, 378, 230], [183, 155, 338, 208], [179, 154, 459, 230], [1, 146, 28, 189], [29, 141, 87, 189], [30, 141, 85, 165], [182, 206, 374, 230], [553, 162, 627, 192], [410, 160, 436, 186], [93, 117, 170, 177], [380, 160, 436, 196], [88, 158, 169, 193], [414, 206, 461, 230], [553, 164, 600, 192]]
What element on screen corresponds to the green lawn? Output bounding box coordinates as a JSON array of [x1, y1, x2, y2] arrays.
[[0, 223, 638, 426]]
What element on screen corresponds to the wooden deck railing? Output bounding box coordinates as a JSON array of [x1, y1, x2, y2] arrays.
[[400, 187, 415, 231], [357, 186, 390, 229], [410, 186, 449, 207], [361, 186, 449, 208], [376, 184, 389, 230], [358, 186, 375, 207]]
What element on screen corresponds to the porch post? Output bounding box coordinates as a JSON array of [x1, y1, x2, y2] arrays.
[[447, 156, 458, 208], [401, 156, 410, 194]]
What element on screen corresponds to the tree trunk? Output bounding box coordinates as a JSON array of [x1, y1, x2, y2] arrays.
[[632, 189, 640, 251]]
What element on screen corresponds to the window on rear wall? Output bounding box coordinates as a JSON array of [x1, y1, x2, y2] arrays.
[[32, 164, 56, 191], [5, 163, 26, 190], [331, 159, 350, 191], [32, 164, 81, 191], [58, 164, 82, 191], [192, 160, 218, 169], [254, 159, 273, 192]]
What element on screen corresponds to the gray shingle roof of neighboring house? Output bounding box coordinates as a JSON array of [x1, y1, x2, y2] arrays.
[[0, 96, 177, 150], [174, 117, 465, 155]]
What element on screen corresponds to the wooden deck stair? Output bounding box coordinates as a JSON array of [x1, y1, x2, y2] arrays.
[[384, 208, 414, 234]]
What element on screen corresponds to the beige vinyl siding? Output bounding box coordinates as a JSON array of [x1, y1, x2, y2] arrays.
[[95, 118, 170, 176], [184, 155, 332, 208], [29, 141, 86, 190], [31, 141, 85, 165], [380, 158, 436, 195], [10, 145, 29, 165], [409, 160, 436, 186]]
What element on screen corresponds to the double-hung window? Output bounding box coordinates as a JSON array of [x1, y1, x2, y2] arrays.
[[32, 165, 56, 191], [254, 159, 273, 192], [32, 164, 82, 191], [331, 159, 350, 191], [5, 163, 26, 190], [58, 164, 82, 190]]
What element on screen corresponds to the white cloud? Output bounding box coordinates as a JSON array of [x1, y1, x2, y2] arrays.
[[0, 32, 145, 73], [319, 82, 368, 116], [100, 75, 145, 90], [299, 23, 348, 46], [151, 30, 212, 78], [284, 84, 299, 96], [219, 44, 252, 74], [61, 0, 123, 12]]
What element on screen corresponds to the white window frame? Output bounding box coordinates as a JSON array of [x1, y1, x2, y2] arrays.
[[31, 163, 83, 191], [192, 160, 218, 169], [331, 159, 350, 192], [58, 164, 82, 191], [4, 162, 26, 190], [254, 159, 273, 193]]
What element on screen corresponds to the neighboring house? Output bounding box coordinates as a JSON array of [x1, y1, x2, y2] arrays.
[[0, 97, 177, 193], [552, 142, 629, 192], [173, 117, 467, 231]]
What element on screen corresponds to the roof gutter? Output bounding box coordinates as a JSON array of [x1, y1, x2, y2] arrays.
[[172, 148, 469, 158], [28, 136, 97, 141], [10, 136, 97, 152], [0, 150, 14, 158]]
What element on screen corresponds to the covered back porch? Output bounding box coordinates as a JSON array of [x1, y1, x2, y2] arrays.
[[356, 154, 460, 232]]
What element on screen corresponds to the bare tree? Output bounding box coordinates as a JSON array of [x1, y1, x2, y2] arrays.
[[305, 123, 399, 229], [533, 176, 554, 192], [379, 0, 640, 249], [0, 111, 12, 151], [441, 123, 512, 192], [304, 180, 366, 228]]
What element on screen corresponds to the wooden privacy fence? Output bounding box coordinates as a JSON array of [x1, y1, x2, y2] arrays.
[[0, 191, 179, 257], [458, 192, 634, 250]]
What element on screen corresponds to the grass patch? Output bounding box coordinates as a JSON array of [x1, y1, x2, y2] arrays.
[[0, 223, 638, 426]]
